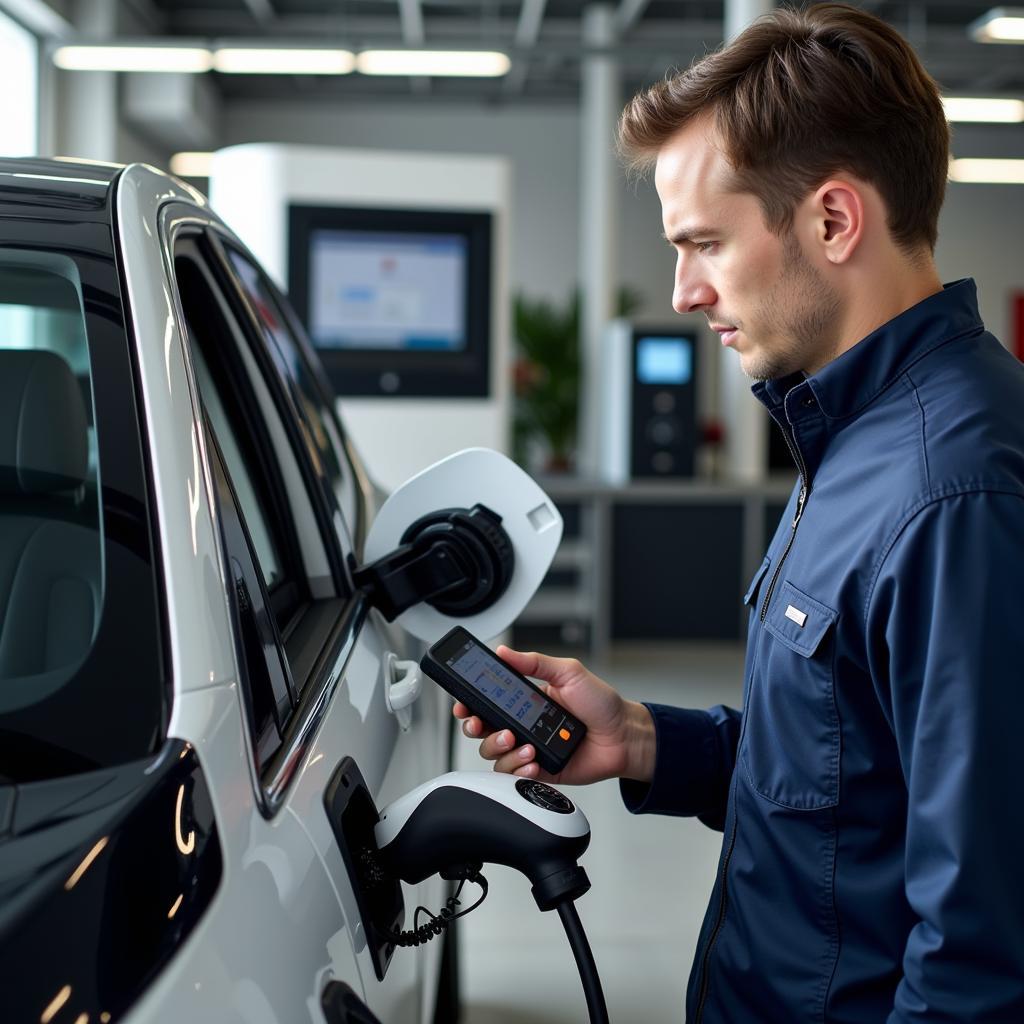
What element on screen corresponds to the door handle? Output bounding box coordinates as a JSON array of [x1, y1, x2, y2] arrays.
[[384, 652, 422, 732]]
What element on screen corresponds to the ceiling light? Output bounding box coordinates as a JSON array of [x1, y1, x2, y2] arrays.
[[969, 7, 1024, 42], [53, 45, 213, 73], [170, 151, 213, 178], [213, 48, 354, 75], [942, 96, 1024, 122], [949, 158, 1024, 184], [356, 50, 511, 77]]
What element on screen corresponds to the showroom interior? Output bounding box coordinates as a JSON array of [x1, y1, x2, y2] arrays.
[[2, 0, 1024, 1022]]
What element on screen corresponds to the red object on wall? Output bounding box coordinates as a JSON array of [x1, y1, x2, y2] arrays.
[[1014, 292, 1024, 362]]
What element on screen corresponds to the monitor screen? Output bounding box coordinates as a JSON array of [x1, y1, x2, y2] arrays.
[[636, 336, 693, 385], [288, 205, 492, 397], [308, 230, 467, 352]]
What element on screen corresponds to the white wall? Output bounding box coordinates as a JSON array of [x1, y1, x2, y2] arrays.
[[223, 100, 676, 321], [223, 99, 1023, 348]]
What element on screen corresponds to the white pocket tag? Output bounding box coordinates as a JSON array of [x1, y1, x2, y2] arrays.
[[785, 604, 808, 627]]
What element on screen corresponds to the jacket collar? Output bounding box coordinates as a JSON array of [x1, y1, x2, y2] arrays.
[[752, 278, 984, 423]]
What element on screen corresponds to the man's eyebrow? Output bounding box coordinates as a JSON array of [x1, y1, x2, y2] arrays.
[[663, 226, 719, 245]]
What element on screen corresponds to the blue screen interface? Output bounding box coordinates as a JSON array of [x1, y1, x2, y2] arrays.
[[309, 229, 467, 351], [636, 336, 693, 385], [447, 641, 567, 744]]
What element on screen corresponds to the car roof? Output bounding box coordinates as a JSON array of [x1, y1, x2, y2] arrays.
[[0, 157, 207, 214], [0, 156, 121, 203]]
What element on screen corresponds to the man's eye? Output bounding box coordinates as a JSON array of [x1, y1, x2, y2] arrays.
[[695, 241, 717, 254]]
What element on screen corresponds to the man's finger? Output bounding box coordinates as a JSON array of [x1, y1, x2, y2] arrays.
[[496, 645, 578, 688], [479, 730, 518, 760], [492, 744, 536, 774]]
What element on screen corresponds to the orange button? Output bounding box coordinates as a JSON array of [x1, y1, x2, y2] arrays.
[[559, 728, 571, 741]]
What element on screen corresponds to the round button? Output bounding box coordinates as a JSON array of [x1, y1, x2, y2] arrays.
[[653, 391, 676, 414], [650, 421, 675, 446], [516, 779, 575, 814]]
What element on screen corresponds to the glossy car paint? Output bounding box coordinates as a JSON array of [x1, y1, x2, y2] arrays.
[[110, 164, 447, 1022]]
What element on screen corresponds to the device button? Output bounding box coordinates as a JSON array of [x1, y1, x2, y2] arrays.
[[653, 391, 676, 414], [648, 417, 678, 446], [558, 728, 571, 741], [516, 779, 575, 814]]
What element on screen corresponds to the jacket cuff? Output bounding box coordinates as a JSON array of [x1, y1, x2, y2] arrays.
[[619, 703, 720, 817]]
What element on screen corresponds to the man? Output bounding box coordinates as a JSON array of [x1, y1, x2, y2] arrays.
[[456, 4, 1024, 1021]]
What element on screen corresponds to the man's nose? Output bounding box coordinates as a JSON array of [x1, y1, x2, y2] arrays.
[[673, 277, 716, 315]]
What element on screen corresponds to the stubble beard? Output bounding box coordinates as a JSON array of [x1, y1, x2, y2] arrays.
[[741, 233, 843, 382]]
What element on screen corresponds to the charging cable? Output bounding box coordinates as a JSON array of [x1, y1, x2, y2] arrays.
[[556, 899, 610, 1024], [377, 862, 488, 949]]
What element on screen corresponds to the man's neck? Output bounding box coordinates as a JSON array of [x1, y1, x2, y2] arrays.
[[815, 258, 944, 375]]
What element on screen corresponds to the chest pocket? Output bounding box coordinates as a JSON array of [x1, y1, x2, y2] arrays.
[[742, 580, 840, 810]]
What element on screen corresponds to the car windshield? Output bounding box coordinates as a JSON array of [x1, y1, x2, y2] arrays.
[[0, 246, 165, 782]]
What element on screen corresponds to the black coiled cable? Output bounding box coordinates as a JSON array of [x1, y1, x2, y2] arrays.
[[383, 866, 489, 948]]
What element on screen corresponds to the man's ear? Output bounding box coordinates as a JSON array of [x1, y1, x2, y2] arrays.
[[808, 180, 864, 264]]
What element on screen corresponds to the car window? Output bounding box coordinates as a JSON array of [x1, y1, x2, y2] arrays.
[[173, 233, 356, 790], [0, 247, 163, 782], [190, 340, 284, 590], [224, 246, 364, 551]]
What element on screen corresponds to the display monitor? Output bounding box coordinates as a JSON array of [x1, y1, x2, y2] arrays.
[[288, 205, 492, 397], [636, 335, 693, 385]]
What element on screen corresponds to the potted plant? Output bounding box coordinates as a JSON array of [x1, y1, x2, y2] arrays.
[[512, 287, 642, 473]]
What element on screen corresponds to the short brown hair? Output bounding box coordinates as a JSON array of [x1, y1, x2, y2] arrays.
[[619, 3, 949, 253]]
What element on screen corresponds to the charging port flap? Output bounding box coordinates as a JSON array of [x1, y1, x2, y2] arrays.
[[323, 757, 404, 982]]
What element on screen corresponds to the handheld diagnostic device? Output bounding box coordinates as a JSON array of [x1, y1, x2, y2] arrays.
[[422, 626, 586, 775]]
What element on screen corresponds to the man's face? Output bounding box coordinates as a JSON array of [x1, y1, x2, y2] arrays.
[[655, 119, 842, 380]]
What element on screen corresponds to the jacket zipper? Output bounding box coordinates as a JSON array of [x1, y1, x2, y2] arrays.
[[759, 424, 810, 622], [694, 418, 810, 1022]]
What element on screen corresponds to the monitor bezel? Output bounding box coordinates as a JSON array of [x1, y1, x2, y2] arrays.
[[287, 204, 492, 398]]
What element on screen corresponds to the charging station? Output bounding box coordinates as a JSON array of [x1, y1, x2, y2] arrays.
[[599, 317, 710, 483]]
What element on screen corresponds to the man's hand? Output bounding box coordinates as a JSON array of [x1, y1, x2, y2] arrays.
[[453, 645, 656, 787]]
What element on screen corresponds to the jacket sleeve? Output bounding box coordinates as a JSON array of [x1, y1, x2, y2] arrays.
[[619, 702, 741, 831], [866, 491, 1024, 1023]]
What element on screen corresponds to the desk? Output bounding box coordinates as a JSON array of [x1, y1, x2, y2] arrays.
[[511, 475, 797, 662]]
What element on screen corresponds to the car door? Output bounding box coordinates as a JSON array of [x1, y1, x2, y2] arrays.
[[165, 217, 439, 1023], [208, 236, 450, 1022]]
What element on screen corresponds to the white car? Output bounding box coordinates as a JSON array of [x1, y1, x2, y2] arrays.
[[0, 159, 561, 1024]]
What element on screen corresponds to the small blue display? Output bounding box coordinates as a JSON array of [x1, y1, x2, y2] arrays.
[[636, 336, 693, 385]]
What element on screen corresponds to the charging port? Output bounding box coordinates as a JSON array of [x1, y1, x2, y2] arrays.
[[323, 757, 404, 981]]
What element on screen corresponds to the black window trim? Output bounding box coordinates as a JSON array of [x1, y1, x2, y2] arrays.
[[173, 233, 310, 635], [204, 419, 294, 766]]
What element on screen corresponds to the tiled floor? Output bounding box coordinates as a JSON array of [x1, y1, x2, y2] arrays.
[[453, 643, 745, 1024]]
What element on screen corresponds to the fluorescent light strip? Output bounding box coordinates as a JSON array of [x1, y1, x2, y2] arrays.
[[969, 7, 1024, 42], [53, 45, 212, 73], [356, 50, 511, 77], [942, 96, 1024, 122], [213, 48, 354, 75], [949, 158, 1024, 184], [170, 151, 213, 178]]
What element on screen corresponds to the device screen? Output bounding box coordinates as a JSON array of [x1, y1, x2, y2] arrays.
[[445, 638, 571, 746], [309, 229, 467, 352], [636, 336, 692, 385]]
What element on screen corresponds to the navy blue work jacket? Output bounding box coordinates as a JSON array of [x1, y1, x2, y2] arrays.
[[622, 280, 1024, 1022]]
